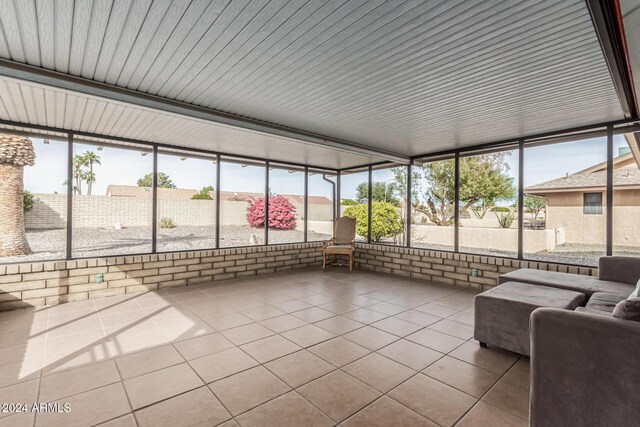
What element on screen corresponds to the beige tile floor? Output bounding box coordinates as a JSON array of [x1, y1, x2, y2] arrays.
[[0, 270, 529, 427]]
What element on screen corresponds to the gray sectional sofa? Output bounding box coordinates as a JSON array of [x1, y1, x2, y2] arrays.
[[486, 256, 640, 427]]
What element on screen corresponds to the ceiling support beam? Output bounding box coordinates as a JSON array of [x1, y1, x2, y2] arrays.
[[587, 0, 639, 118], [0, 59, 409, 164]]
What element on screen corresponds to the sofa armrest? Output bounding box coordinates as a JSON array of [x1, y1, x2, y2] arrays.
[[598, 256, 640, 285], [530, 308, 640, 427]]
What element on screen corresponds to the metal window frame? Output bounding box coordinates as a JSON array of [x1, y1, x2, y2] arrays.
[[1, 118, 640, 268]]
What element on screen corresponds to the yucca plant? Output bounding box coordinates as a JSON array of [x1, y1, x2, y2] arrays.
[[158, 217, 176, 229]]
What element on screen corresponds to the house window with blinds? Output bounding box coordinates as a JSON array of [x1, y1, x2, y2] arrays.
[[583, 192, 603, 215]]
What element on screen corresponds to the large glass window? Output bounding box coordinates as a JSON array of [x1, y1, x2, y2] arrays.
[[371, 165, 407, 245], [340, 169, 369, 242], [219, 158, 265, 247], [307, 170, 335, 241], [268, 165, 304, 244], [524, 136, 607, 266], [0, 130, 68, 263], [72, 139, 153, 258], [410, 158, 455, 251], [156, 150, 217, 252], [613, 131, 640, 258], [459, 148, 519, 258]]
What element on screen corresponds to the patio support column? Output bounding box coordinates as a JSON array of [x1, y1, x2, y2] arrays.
[[518, 140, 524, 259], [336, 171, 341, 218], [367, 165, 373, 244], [606, 124, 614, 256], [151, 145, 158, 253], [454, 153, 460, 252], [265, 161, 269, 246], [215, 154, 221, 249], [304, 166, 308, 243], [66, 132, 73, 259], [406, 162, 412, 247]]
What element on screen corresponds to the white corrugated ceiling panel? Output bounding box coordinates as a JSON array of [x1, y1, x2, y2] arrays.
[[0, 77, 380, 168], [0, 0, 627, 158]]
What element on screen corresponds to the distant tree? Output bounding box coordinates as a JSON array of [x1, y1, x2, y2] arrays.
[[137, 172, 176, 189], [72, 155, 86, 195], [524, 195, 546, 220], [413, 154, 516, 226], [82, 151, 101, 195], [355, 181, 400, 206], [341, 199, 358, 206], [192, 186, 214, 200]]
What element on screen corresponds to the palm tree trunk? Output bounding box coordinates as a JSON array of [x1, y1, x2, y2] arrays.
[[87, 161, 93, 195], [0, 164, 32, 256]]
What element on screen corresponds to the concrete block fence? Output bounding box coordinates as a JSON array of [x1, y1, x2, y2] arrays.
[[0, 242, 599, 311]]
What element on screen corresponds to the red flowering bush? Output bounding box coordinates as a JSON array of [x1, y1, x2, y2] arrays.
[[246, 196, 297, 229]]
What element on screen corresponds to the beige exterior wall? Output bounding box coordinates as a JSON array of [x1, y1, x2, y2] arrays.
[[545, 189, 640, 247], [612, 190, 640, 247]]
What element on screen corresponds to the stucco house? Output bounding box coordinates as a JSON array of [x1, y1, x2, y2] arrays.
[[525, 137, 640, 248]]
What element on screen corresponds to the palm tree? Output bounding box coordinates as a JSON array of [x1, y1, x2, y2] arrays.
[[72, 155, 86, 195], [82, 151, 101, 195], [82, 170, 96, 193], [0, 134, 35, 256]]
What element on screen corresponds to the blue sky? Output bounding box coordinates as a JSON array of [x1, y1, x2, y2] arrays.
[[23, 135, 631, 199]]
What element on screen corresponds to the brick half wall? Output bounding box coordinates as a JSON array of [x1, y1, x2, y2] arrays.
[[0, 243, 323, 311], [354, 243, 598, 290], [0, 242, 600, 312]]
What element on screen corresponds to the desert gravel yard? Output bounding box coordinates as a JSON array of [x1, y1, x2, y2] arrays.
[[1, 226, 332, 263]]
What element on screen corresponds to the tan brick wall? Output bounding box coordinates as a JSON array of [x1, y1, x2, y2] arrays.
[[0, 241, 601, 312], [354, 243, 598, 290], [0, 243, 323, 311]]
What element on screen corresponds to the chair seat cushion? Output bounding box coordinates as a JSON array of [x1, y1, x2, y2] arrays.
[[325, 245, 352, 251]]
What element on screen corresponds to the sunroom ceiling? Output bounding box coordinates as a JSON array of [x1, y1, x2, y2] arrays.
[[0, 76, 381, 169], [0, 0, 627, 165]]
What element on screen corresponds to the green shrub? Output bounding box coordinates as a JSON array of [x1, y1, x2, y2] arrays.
[[158, 217, 176, 229], [341, 199, 358, 206], [343, 201, 402, 242], [23, 191, 34, 212], [192, 186, 214, 200]]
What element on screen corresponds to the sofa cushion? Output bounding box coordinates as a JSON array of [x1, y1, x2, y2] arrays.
[[498, 269, 635, 297], [574, 306, 613, 317], [612, 298, 640, 321], [585, 292, 628, 313], [629, 279, 640, 299], [599, 256, 640, 285], [474, 281, 586, 356]]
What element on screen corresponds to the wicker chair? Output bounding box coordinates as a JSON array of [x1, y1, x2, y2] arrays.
[[322, 216, 356, 271]]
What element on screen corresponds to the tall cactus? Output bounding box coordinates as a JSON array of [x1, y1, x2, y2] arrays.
[[0, 134, 36, 257]]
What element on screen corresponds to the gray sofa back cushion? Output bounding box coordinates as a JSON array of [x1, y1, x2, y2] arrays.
[[585, 292, 628, 313], [599, 256, 640, 285], [498, 269, 634, 297], [612, 298, 640, 322]]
